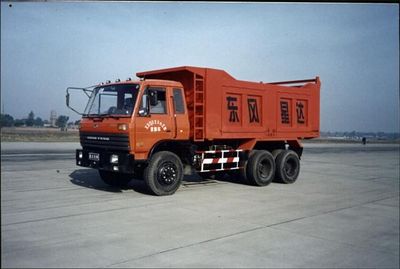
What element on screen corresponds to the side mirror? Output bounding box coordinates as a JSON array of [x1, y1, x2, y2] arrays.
[[66, 93, 70, 107], [66, 87, 93, 115]]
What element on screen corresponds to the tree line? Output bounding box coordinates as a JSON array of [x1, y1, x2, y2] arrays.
[[0, 111, 79, 130]]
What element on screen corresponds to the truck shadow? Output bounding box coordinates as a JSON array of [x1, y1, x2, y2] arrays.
[[210, 173, 248, 185], [68, 169, 221, 194], [69, 169, 150, 194], [69, 169, 245, 194], [198, 172, 283, 186]]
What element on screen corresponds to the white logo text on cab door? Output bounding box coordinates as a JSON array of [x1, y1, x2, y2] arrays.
[[144, 120, 167, 132]]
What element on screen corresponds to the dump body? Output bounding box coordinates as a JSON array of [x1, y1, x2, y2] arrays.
[[137, 66, 320, 143]]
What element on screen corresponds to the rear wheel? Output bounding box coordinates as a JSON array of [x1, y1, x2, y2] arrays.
[[144, 151, 183, 196], [98, 170, 132, 186], [275, 150, 300, 184], [272, 149, 284, 159], [245, 150, 275, 186]]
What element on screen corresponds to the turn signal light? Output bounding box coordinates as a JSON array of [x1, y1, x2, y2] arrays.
[[118, 123, 128, 131]]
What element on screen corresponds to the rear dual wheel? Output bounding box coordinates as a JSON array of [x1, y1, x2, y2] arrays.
[[244, 150, 275, 186], [243, 149, 301, 186], [275, 150, 300, 184]]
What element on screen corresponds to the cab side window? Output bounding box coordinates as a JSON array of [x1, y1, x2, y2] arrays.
[[149, 88, 167, 114], [173, 88, 185, 114]]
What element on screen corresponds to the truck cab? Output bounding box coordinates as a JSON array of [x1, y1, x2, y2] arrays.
[[68, 79, 190, 194]]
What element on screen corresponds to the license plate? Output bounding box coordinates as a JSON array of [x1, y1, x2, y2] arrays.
[[88, 152, 100, 161]]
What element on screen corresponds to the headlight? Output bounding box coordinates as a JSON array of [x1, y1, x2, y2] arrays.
[[110, 154, 119, 164], [78, 151, 83, 159]]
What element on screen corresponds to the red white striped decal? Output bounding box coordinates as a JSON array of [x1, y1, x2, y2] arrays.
[[199, 149, 242, 172]]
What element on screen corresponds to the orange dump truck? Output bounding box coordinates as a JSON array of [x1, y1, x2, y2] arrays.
[[66, 66, 320, 195]]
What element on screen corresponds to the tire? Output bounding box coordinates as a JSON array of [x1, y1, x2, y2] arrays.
[[271, 149, 284, 159], [245, 150, 275, 186], [239, 150, 256, 182], [144, 151, 183, 196], [275, 150, 300, 184], [98, 170, 132, 186]]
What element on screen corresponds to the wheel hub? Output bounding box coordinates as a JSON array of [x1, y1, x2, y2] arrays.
[[158, 162, 177, 185], [284, 158, 296, 176], [258, 159, 271, 179]]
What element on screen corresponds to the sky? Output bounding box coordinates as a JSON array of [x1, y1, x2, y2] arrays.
[[1, 2, 399, 132]]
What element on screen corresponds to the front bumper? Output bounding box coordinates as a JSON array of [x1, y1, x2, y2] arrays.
[[76, 148, 135, 174]]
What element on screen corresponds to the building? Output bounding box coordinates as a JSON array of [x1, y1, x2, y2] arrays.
[[50, 110, 57, 127]]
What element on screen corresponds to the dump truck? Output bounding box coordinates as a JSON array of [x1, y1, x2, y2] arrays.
[[66, 66, 320, 195]]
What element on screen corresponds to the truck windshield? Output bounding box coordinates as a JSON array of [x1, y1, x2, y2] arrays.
[[84, 84, 140, 117]]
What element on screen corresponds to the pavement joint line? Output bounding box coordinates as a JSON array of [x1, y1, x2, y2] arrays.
[[11, 187, 82, 193], [106, 225, 267, 268], [266, 194, 399, 228], [1, 200, 176, 227], [1, 168, 76, 173], [2, 193, 158, 213], [106, 193, 399, 268], [268, 211, 400, 256], [271, 229, 400, 258], [2, 206, 133, 226], [2, 198, 135, 213]]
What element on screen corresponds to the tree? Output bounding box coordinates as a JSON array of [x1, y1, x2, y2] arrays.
[[74, 120, 81, 125], [34, 117, 44, 127], [0, 114, 14, 127], [56, 115, 69, 131], [26, 111, 35, 127], [14, 119, 26, 127]]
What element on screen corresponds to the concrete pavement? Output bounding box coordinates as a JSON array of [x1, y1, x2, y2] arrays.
[[1, 142, 399, 268]]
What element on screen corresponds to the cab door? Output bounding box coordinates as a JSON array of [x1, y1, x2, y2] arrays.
[[171, 87, 190, 140], [134, 86, 175, 158]]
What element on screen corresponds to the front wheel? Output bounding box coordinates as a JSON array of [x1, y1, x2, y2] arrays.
[[144, 151, 183, 196], [275, 150, 300, 184]]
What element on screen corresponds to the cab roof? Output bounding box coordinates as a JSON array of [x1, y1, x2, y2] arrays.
[[97, 79, 182, 87]]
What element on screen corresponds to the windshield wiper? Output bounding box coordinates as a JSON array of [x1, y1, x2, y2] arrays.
[[113, 114, 131, 117], [84, 113, 130, 118], [84, 114, 99, 118], [99, 113, 129, 118]]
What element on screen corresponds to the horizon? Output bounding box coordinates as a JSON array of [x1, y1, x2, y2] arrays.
[[1, 2, 399, 133], [1, 111, 399, 135]]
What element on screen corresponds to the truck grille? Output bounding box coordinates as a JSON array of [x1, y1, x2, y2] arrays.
[[80, 132, 130, 151]]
